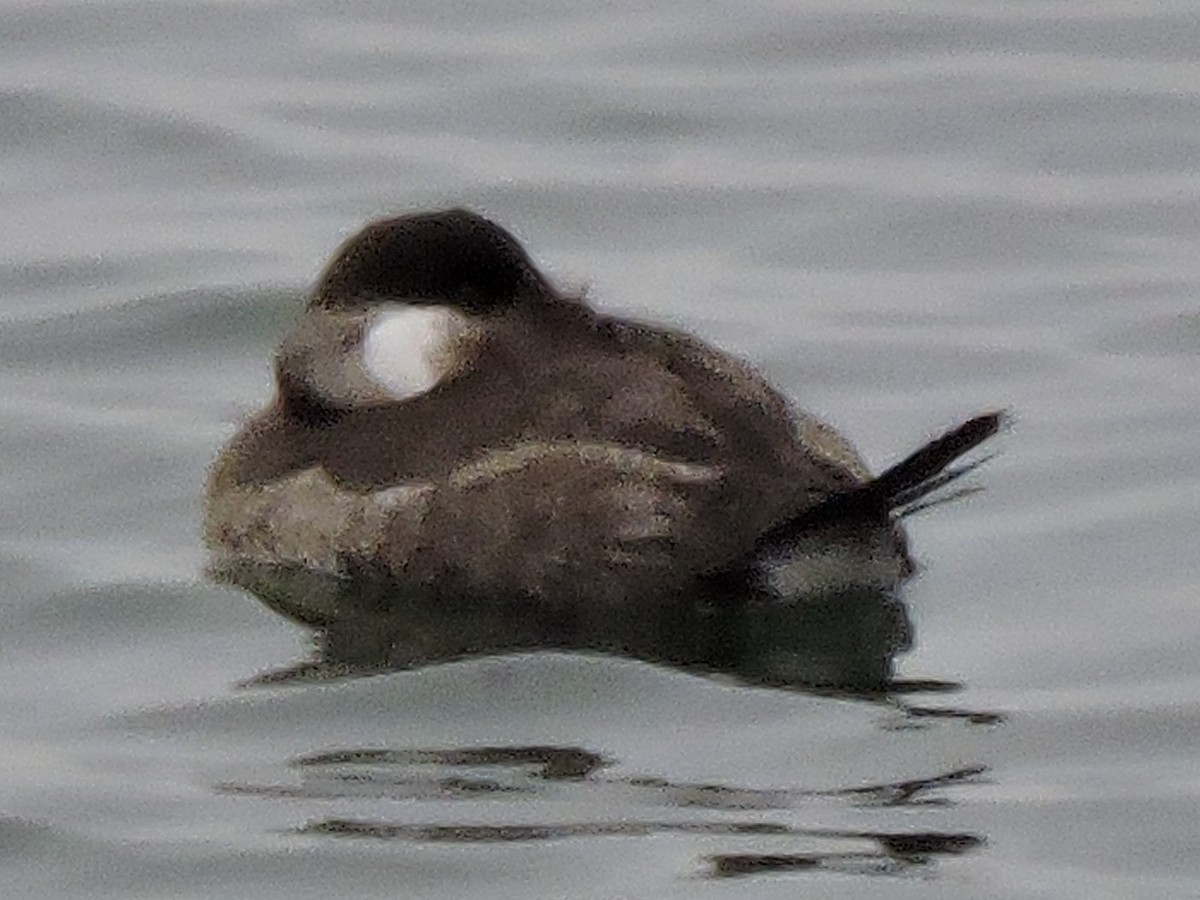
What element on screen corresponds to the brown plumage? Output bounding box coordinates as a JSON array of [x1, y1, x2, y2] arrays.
[[206, 209, 1001, 609]]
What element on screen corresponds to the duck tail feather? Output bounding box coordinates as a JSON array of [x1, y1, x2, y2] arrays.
[[870, 411, 1005, 510], [757, 411, 1007, 547]]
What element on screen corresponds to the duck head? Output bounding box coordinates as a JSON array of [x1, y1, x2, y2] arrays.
[[275, 209, 555, 423]]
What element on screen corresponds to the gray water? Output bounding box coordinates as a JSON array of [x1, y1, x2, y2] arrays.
[[2, 1, 1199, 897]]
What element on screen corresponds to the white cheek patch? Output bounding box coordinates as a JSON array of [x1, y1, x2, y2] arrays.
[[361, 305, 469, 400]]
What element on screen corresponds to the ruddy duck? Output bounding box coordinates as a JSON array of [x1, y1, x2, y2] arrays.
[[205, 209, 1000, 611]]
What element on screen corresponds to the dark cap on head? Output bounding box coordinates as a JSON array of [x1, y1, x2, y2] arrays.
[[313, 208, 554, 313]]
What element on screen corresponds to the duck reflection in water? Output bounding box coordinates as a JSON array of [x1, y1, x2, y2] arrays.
[[205, 209, 1002, 694]]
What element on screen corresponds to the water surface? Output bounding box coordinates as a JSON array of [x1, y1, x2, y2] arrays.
[[2, 1, 1198, 897]]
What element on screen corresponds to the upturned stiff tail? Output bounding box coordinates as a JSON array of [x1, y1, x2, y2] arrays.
[[756, 411, 1006, 549]]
